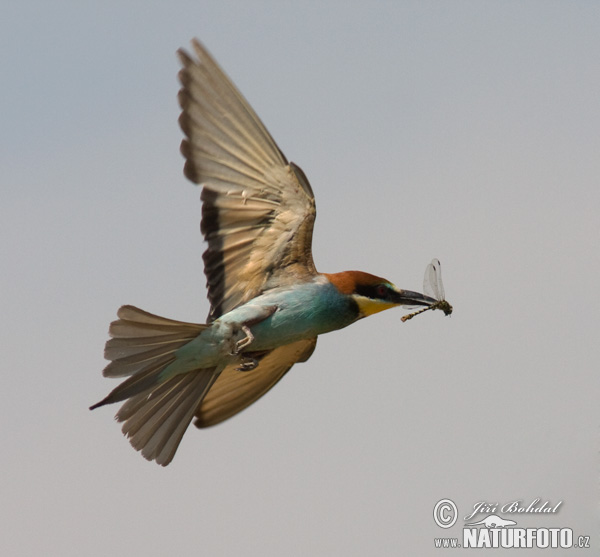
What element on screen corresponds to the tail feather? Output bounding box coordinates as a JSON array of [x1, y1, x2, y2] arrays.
[[91, 357, 177, 408], [103, 305, 207, 378], [111, 305, 204, 332], [105, 333, 199, 361], [91, 305, 217, 466], [102, 352, 175, 380], [118, 370, 218, 466]]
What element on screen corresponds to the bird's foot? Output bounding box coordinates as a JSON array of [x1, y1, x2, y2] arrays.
[[229, 325, 254, 356], [236, 357, 259, 372]]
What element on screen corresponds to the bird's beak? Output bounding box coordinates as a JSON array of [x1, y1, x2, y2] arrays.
[[392, 289, 437, 307]]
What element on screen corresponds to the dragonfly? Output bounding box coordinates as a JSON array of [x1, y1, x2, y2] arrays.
[[401, 259, 453, 322]]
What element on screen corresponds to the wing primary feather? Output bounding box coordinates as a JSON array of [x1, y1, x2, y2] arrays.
[[178, 39, 318, 320]]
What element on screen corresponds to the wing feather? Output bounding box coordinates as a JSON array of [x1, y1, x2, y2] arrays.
[[177, 40, 317, 321], [194, 338, 317, 428]]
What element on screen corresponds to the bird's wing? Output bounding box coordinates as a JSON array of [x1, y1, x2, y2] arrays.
[[177, 40, 317, 321], [193, 337, 317, 428]]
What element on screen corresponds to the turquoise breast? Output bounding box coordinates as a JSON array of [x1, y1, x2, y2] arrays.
[[237, 279, 358, 351]]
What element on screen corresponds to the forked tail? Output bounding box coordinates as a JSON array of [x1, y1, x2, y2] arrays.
[[90, 305, 215, 466]]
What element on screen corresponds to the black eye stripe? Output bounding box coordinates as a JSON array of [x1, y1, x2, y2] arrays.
[[356, 283, 388, 300]]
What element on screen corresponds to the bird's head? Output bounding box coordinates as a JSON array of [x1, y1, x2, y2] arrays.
[[325, 271, 436, 319]]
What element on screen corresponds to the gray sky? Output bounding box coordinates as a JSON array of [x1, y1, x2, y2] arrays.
[[2, 2, 599, 555]]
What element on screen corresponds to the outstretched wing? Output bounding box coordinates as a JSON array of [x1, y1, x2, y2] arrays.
[[177, 40, 317, 321], [194, 338, 317, 428]]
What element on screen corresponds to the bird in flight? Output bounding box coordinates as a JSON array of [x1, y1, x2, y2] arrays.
[[91, 39, 450, 465]]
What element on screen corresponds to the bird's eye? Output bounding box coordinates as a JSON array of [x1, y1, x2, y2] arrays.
[[376, 284, 388, 298]]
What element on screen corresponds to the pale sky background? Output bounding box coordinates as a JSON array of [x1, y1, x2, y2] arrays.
[[2, 2, 599, 555]]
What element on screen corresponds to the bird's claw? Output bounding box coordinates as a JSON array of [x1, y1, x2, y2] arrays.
[[229, 325, 254, 356], [236, 357, 259, 372]]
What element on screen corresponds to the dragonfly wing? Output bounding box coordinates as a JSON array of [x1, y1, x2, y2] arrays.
[[423, 258, 444, 301]]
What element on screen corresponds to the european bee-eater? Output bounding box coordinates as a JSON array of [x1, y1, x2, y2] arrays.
[[91, 39, 448, 466]]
